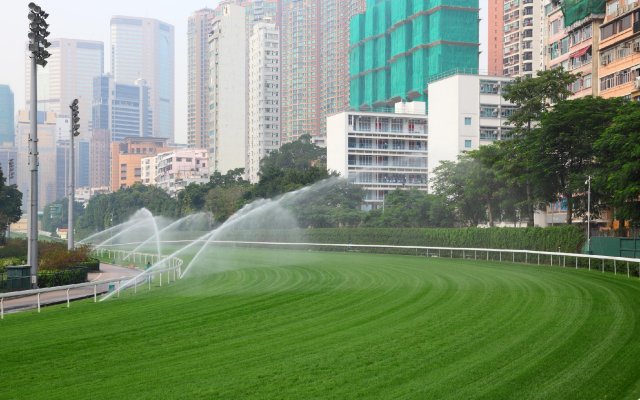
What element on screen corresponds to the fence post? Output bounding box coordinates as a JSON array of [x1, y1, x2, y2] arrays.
[[627, 262, 630, 278], [37, 293, 41, 313], [614, 260, 617, 275], [94, 284, 97, 302], [117, 281, 120, 298], [1, 298, 4, 320], [159, 272, 162, 287], [602, 259, 604, 273], [134, 277, 137, 294], [512, 253, 515, 263], [66, 289, 70, 308]]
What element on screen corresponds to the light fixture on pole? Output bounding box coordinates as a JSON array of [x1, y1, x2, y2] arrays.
[[586, 175, 592, 254], [68, 99, 80, 250], [27, 2, 51, 287]]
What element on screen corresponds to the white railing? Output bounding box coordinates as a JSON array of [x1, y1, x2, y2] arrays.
[[0, 249, 183, 320]]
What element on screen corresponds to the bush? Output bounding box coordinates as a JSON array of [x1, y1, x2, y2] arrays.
[[37, 267, 88, 288]]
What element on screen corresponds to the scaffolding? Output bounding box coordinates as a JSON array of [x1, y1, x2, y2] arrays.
[[350, 0, 479, 110], [561, 0, 606, 27]]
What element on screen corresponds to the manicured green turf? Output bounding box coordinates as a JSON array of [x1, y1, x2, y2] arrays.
[[2, 248, 640, 399]]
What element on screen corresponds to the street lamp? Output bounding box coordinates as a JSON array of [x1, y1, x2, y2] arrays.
[[586, 175, 592, 254], [27, 2, 51, 287], [68, 99, 80, 250]]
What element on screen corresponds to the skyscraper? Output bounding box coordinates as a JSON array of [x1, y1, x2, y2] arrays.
[[24, 38, 104, 132], [487, 0, 505, 75], [110, 16, 175, 141], [248, 21, 280, 183], [92, 74, 152, 141], [188, 8, 215, 149], [0, 85, 14, 146], [208, 4, 247, 174], [502, 0, 544, 77], [349, 0, 480, 109]]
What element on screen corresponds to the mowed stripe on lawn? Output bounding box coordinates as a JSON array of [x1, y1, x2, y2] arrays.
[[1, 248, 639, 399]]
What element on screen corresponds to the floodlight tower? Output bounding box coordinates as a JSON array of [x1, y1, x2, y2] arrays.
[[68, 99, 80, 250], [27, 2, 51, 287]]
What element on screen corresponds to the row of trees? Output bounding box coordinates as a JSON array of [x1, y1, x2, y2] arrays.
[[43, 68, 638, 236], [432, 69, 639, 229]]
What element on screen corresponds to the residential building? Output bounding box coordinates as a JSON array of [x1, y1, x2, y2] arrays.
[[487, 0, 505, 75], [110, 16, 175, 141], [327, 102, 428, 210], [208, 4, 247, 175], [141, 156, 157, 186], [153, 149, 209, 196], [545, 0, 572, 71], [24, 38, 104, 132], [188, 8, 215, 149], [427, 74, 515, 184], [0, 85, 14, 146], [248, 21, 281, 183], [110, 137, 169, 191], [598, 0, 640, 99], [92, 74, 153, 141], [15, 110, 59, 210], [502, 0, 545, 77], [74, 186, 110, 206], [350, 0, 479, 110]]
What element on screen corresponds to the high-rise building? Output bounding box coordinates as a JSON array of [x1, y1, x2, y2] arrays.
[[92, 74, 152, 141], [24, 38, 104, 132], [598, 0, 640, 99], [110, 137, 169, 191], [110, 16, 175, 141], [0, 148, 17, 186], [208, 4, 247, 174], [487, 0, 505, 75], [248, 21, 281, 183], [0, 85, 15, 146], [90, 128, 111, 188], [278, 0, 322, 144], [188, 8, 215, 149], [502, 0, 545, 77], [350, 0, 480, 110], [319, 0, 366, 138], [16, 110, 59, 210]]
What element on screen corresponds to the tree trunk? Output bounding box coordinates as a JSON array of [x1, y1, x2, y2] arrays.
[[487, 202, 494, 227], [565, 192, 573, 224], [526, 181, 534, 227]]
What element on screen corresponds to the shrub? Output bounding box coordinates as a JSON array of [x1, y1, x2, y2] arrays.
[[37, 267, 88, 288]]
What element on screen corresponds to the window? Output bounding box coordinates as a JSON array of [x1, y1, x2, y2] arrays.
[[464, 117, 472, 125], [464, 140, 472, 148]]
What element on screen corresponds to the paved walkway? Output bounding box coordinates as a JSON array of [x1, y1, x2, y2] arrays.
[[2, 263, 140, 314]]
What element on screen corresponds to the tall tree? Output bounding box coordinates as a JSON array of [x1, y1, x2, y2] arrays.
[[0, 166, 22, 245], [538, 96, 623, 223], [594, 101, 640, 228], [500, 68, 578, 225], [42, 198, 84, 236]]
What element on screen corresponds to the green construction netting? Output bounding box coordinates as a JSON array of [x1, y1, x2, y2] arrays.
[[350, 0, 479, 110], [561, 0, 605, 27]]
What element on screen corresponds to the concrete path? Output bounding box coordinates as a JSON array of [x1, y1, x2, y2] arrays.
[[2, 263, 140, 314]]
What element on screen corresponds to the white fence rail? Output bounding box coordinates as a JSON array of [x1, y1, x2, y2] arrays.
[[0, 250, 183, 320]]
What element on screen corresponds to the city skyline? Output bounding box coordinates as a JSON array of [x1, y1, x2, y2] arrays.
[[0, 1, 488, 145]]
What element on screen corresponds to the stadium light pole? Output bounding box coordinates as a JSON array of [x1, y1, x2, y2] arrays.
[[27, 2, 51, 287], [68, 99, 80, 250]]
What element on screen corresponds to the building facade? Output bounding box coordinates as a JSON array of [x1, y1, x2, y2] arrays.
[[110, 137, 169, 191], [502, 0, 546, 77], [427, 74, 515, 183], [0, 85, 14, 146], [327, 103, 428, 210], [350, 0, 479, 110], [248, 21, 281, 183], [24, 38, 104, 132], [208, 4, 247, 175], [111, 16, 175, 141], [487, 0, 505, 75], [188, 8, 216, 149], [153, 149, 209, 196], [597, 0, 640, 100], [92, 74, 153, 141]]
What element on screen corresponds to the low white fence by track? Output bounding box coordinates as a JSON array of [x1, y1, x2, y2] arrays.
[[0, 250, 183, 320]]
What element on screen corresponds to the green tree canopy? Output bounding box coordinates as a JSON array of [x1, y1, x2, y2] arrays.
[[0, 166, 22, 245]]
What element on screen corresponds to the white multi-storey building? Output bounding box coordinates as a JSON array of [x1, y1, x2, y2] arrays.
[[150, 149, 209, 196], [247, 21, 280, 183], [111, 16, 175, 141], [502, 0, 545, 77], [427, 74, 515, 186], [208, 4, 247, 175], [327, 103, 428, 210]]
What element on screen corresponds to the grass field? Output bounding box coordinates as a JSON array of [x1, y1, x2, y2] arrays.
[[2, 247, 640, 399]]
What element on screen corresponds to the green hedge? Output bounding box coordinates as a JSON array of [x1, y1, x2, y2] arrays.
[[37, 267, 88, 288], [303, 226, 585, 253], [73, 257, 100, 272]]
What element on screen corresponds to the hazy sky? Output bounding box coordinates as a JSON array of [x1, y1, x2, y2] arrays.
[[0, 0, 487, 144]]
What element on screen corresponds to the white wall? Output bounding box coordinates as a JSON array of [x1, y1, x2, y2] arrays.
[[326, 113, 348, 177]]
